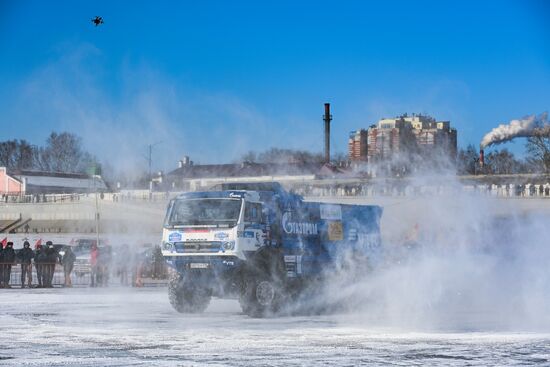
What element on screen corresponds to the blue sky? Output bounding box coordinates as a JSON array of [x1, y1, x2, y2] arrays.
[[1, 0, 549, 171]]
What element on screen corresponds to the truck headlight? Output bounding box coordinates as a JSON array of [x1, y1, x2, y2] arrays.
[[163, 242, 173, 251], [222, 241, 235, 250]]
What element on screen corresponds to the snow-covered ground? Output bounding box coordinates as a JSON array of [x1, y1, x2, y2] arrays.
[[2, 193, 549, 366], [1, 287, 549, 366]]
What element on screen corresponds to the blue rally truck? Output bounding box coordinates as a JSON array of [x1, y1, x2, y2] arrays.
[[161, 182, 383, 317]]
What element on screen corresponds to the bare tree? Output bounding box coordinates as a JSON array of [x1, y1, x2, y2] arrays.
[[0, 133, 97, 174], [525, 126, 550, 173], [16, 140, 35, 169], [240, 150, 257, 163], [0, 139, 35, 170], [37, 132, 95, 173], [456, 144, 479, 175], [0, 140, 17, 169], [485, 148, 522, 175]]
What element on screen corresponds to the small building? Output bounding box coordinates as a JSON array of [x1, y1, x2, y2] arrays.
[[0, 167, 23, 195], [156, 159, 352, 192], [0, 167, 107, 195]]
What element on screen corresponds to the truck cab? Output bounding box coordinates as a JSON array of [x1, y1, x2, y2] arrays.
[[162, 190, 268, 271]]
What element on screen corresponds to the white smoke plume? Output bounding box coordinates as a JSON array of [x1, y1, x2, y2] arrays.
[[480, 112, 549, 148]]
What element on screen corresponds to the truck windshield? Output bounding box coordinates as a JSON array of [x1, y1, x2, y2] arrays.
[[167, 198, 242, 227]]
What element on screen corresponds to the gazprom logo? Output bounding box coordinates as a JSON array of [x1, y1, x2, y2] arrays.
[[282, 212, 318, 235]]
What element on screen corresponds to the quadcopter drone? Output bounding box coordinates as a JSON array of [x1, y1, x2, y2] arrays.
[[91, 16, 104, 27]]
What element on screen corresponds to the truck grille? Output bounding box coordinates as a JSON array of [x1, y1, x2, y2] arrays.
[[174, 242, 223, 253]]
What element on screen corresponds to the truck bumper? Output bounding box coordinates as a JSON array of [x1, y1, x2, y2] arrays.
[[164, 255, 244, 298], [164, 255, 243, 273]]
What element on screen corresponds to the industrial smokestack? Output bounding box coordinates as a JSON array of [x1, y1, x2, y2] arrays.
[[479, 149, 484, 169], [323, 103, 332, 164]]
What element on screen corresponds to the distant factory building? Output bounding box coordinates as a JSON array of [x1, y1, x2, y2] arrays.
[[348, 114, 457, 163], [155, 156, 349, 191], [0, 167, 107, 195]]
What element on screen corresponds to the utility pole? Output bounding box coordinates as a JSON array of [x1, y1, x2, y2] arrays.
[[148, 144, 152, 180], [94, 175, 100, 248], [146, 141, 163, 182]]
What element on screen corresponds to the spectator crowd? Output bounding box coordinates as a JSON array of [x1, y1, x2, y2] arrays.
[[0, 241, 75, 288], [0, 240, 167, 288]]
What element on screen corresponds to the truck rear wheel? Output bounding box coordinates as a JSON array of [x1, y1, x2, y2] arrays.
[[239, 275, 286, 317], [168, 273, 211, 313]]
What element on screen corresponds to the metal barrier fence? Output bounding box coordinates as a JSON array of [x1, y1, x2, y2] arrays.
[[0, 263, 91, 288], [1, 193, 83, 204], [0, 262, 168, 288], [293, 182, 550, 198]]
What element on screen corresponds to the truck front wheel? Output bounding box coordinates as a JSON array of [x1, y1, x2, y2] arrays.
[[239, 276, 286, 317], [168, 273, 211, 313]]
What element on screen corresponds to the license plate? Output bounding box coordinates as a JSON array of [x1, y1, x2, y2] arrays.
[[190, 263, 209, 269]]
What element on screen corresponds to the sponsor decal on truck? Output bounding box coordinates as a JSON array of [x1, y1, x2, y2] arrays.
[[168, 232, 183, 242], [320, 204, 342, 220], [282, 212, 318, 235]]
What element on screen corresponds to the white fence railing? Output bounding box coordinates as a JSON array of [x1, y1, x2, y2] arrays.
[[2, 182, 549, 205]]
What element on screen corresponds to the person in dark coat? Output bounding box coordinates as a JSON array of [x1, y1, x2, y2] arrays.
[[152, 245, 165, 279], [0, 244, 4, 288], [18, 241, 34, 288], [1, 242, 16, 288], [62, 246, 76, 287], [116, 244, 130, 286], [34, 243, 45, 288], [43, 241, 60, 288]]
